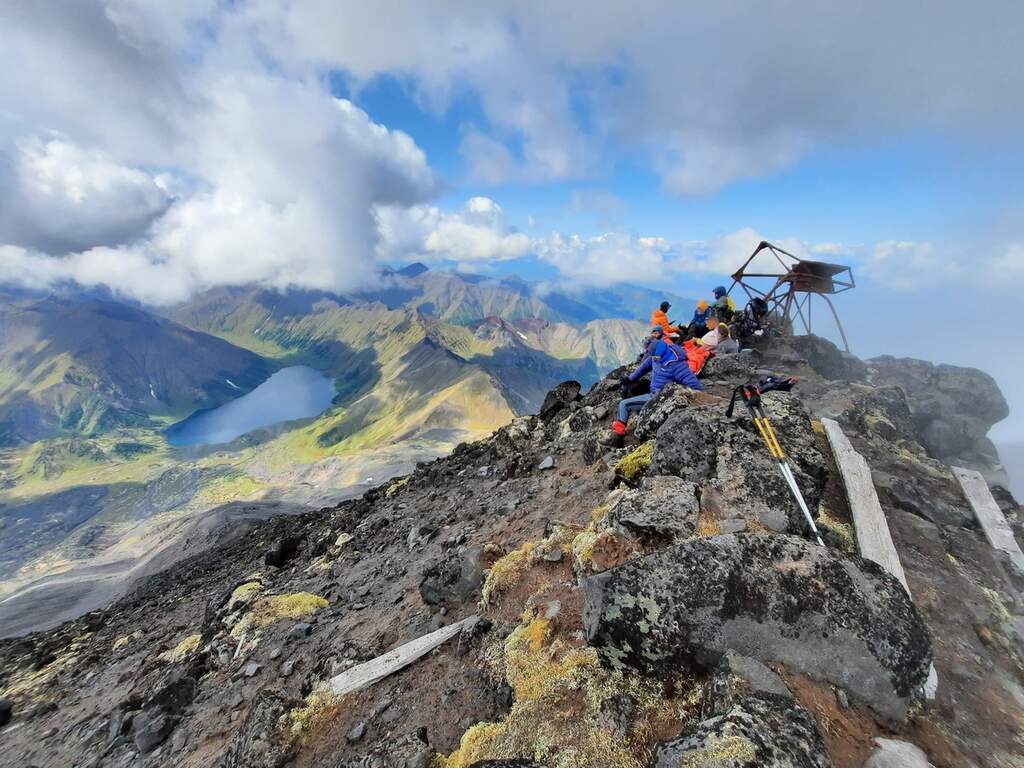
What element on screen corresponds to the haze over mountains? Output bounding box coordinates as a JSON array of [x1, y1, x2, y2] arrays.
[[0, 265, 685, 635]]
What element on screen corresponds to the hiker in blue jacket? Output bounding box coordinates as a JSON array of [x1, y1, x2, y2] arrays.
[[601, 337, 704, 447]]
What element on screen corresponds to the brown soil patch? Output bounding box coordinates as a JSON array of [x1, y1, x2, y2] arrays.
[[779, 670, 884, 768]]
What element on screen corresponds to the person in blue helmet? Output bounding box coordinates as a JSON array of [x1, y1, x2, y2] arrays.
[[601, 334, 704, 447], [711, 285, 736, 320]]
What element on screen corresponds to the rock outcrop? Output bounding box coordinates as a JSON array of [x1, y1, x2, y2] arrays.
[[650, 392, 827, 534], [651, 693, 832, 768], [867, 356, 1009, 469], [583, 534, 932, 721], [0, 332, 1019, 768], [606, 475, 699, 542]]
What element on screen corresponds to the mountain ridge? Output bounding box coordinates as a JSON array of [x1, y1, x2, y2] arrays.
[[0, 334, 1019, 767]]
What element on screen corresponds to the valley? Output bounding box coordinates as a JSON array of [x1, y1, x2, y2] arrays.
[[0, 268, 668, 635]]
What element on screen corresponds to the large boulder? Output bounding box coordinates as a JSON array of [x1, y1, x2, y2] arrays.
[[583, 534, 932, 722], [651, 693, 832, 768], [539, 380, 582, 422], [607, 475, 700, 543], [700, 351, 761, 380], [867, 356, 1008, 462], [787, 335, 868, 382], [650, 395, 827, 534]]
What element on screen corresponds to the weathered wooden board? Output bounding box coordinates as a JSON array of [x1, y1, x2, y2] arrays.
[[822, 419, 937, 698], [952, 466, 1024, 572], [822, 418, 909, 592], [327, 616, 478, 697]]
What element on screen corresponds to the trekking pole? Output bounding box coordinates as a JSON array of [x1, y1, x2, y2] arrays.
[[726, 377, 825, 547]]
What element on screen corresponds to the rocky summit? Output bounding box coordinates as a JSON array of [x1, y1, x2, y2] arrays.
[[0, 334, 1021, 768]]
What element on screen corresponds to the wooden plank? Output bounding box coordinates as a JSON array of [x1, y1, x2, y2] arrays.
[[952, 466, 1024, 572], [327, 616, 478, 697], [823, 419, 938, 699], [822, 418, 909, 592]]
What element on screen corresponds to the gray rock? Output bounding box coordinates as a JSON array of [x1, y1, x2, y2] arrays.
[[701, 351, 761, 380], [592, 405, 609, 420], [652, 694, 831, 768], [538, 455, 555, 470], [788, 335, 868, 382], [268, 648, 282, 660], [290, 622, 312, 639], [244, 662, 261, 678], [583, 534, 932, 722], [470, 762, 544, 768], [220, 690, 296, 768], [539, 380, 582, 422], [719, 518, 748, 534], [651, 393, 827, 534], [264, 535, 300, 568], [132, 708, 177, 754], [607, 475, 699, 542], [419, 545, 486, 606], [346, 721, 367, 743], [863, 738, 935, 768], [280, 659, 296, 677], [867, 356, 1008, 463], [703, 651, 792, 717], [631, 384, 692, 442]]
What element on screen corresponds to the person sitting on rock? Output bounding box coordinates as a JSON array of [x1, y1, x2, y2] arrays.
[[714, 323, 740, 354], [687, 299, 712, 339], [711, 285, 736, 320], [601, 335, 704, 447], [637, 325, 665, 363], [650, 301, 679, 338], [698, 316, 722, 349]]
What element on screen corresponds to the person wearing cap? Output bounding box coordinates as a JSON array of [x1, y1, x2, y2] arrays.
[[699, 316, 722, 349], [650, 301, 679, 337], [638, 325, 665, 362], [601, 332, 704, 447], [687, 299, 712, 339]]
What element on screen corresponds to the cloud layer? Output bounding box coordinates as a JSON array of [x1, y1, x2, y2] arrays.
[[0, 1, 1022, 304]]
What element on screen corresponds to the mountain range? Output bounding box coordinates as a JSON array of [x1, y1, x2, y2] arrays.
[[0, 266, 692, 635]]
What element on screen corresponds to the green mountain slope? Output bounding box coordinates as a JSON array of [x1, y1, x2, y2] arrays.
[[0, 296, 270, 443]]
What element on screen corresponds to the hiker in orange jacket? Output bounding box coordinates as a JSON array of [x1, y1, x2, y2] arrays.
[[650, 301, 679, 337]]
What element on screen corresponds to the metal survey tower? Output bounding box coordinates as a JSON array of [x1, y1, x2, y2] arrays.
[[729, 240, 855, 352]]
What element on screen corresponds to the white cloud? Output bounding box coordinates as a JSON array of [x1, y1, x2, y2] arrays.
[[377, 197, 530, 265], [0, 137, 171, 253], [207, 2, 1024, 191], [0, 5, 437, 304]]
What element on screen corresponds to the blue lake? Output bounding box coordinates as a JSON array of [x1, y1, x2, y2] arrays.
[[166, 366, 336, 447]]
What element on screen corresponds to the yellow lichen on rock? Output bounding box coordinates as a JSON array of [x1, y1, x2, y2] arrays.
[[285, 689, 343, 738], [231, 592, 329, 637], [228, 580, 263, 611], [158, 633, 202, 663], [816, 507, 856, 552], [436, 610, 699, 768], [571, 529, 600, 572], [615, 441, 654, 483], [678, 734, 757, 766], [481, 540, 540, 606]]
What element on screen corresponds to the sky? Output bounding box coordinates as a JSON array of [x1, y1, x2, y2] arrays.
[[0, 1, 1022, 438]]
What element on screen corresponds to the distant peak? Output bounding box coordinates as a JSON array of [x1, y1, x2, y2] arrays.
[[398, 262, 430, 278]]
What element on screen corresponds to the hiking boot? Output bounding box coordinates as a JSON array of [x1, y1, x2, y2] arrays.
[[598, 431, 625, 448], [598, 419, 627, 448]]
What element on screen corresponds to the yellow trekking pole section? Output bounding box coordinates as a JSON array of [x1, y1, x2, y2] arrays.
[[755, 417, 786, 459]]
